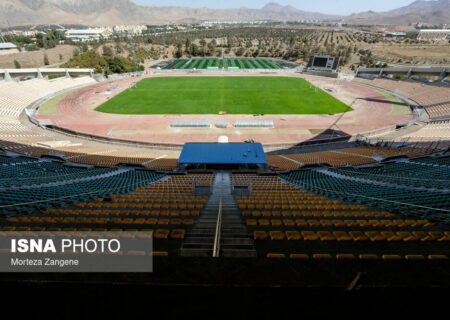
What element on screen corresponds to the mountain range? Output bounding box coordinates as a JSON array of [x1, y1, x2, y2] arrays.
[[343, 0, 450, 25], [0, 0, 448, 28]]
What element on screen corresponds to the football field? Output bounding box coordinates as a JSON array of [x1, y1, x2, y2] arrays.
[[96, 76, 352, 115]]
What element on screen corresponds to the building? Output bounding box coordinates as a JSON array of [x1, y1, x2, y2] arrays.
[[385, 32, 407, 38], [416, 29, 450, 41], [0, 42, 19, 55], [113, 25, 147, 35], [65, 29, 112, 42]]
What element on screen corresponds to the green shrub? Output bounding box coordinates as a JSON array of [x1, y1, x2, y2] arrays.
[[62, 50, 143, 74]]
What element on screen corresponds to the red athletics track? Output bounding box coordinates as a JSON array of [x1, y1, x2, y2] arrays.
[[34, 73, 415, 145]]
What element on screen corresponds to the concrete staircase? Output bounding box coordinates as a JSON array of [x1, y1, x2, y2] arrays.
[[180, 172, 256, 257]]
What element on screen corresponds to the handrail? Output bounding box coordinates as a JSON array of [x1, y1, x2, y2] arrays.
[[212, 197, 223, 258]]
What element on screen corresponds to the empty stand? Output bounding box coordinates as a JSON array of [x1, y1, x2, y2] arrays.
[[267, 145, 429, 169], [232, 173, 449, 259], [354, 77, 450, 120]]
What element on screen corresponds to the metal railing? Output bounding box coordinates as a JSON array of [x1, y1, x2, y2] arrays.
[[212, 197, 223, 258]]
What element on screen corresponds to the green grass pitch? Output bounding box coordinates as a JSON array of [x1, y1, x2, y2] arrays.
[[95, 76, 352, 115]]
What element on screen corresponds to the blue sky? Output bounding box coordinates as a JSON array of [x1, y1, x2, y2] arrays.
[[132, 0, 418, 15]]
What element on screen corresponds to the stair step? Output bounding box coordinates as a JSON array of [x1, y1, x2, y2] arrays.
[[222, 249, 257, 258], [221, 238, 254, 245], [180, 248, 211, 257], [181, 243, 213, 249], [181, 170, 256, 257]]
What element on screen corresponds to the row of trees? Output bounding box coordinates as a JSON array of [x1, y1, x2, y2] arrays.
[[7, 30, 66, 51]]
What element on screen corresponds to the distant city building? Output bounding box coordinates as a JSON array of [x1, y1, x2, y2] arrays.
[[0, 42, 19, 55], [385, 32, 407, 38], [200, 20, 270, 27], [65, 29, 112, 42], [113, 25, 147, 35], [416, 29, 450, 41], [3, 30, 42, 38]]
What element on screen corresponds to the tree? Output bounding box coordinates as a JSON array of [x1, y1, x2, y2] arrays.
[[14, 60, 21, 69], [189, 43, 199, 56], [175, 43, 183, 58], [44, 54, 50, 66], [235, 47, 245, 57], [102, 45, 113, 57], [107, 57, 126, 73], [81, 43, 88, 53]]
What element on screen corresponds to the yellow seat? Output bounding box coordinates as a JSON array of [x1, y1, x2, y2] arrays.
[[295, 219, 308, 227], [253, 231, 268, 241], [359, 254, 379, 259], [332, 220, 346, 227], [182, 219, 194, 225], [313, 253, 332, 259], [152, 251, 168, 257], [336, 254, 355, 259], [266, 253, 286, 259], [365, 231, 386, 241], [405, 255, 425, 260], [319, 219, 332, 227], [349, 231, 369, 241], [283, 219, 295, 226], [397, 231, 420, 242], [344, 220, 358, 227], [258, 219, 270, 226], [271, 219, 282, 226], [437, 232, 450, 241], [428, 255, 448, 260], [246, 219, 257, 226], [262, 211, 271, 217], [252, 211, 261, 217], [427, 231, 444, 241], [269, 231, 285, 241], [169, 229, 185, 239], [289, 253, 309, 259], [382, 255, 402, 260], [307, 219, 320, 227], [333, 231, 352, 241], [381, 231, 403, 242], [317, 231, 336, 241], [154, 229, 169, 239], [285, 231, 301, 241], [170, 219, 181, 225], [301, 231, 319, 241], [412, 231, 430, 241], [158, 219, 169, 225]]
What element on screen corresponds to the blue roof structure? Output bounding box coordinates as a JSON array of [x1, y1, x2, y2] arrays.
[[178, 143, 267, 165]]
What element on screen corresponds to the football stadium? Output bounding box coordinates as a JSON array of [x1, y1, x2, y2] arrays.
[[0, 0, 449, 317]]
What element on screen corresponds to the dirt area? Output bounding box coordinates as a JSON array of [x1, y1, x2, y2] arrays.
[[368, 43, 450, 65], [0, 45, 78, 69]]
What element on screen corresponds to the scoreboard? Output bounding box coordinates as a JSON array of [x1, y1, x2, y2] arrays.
[[307, 56, 340, 72]]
